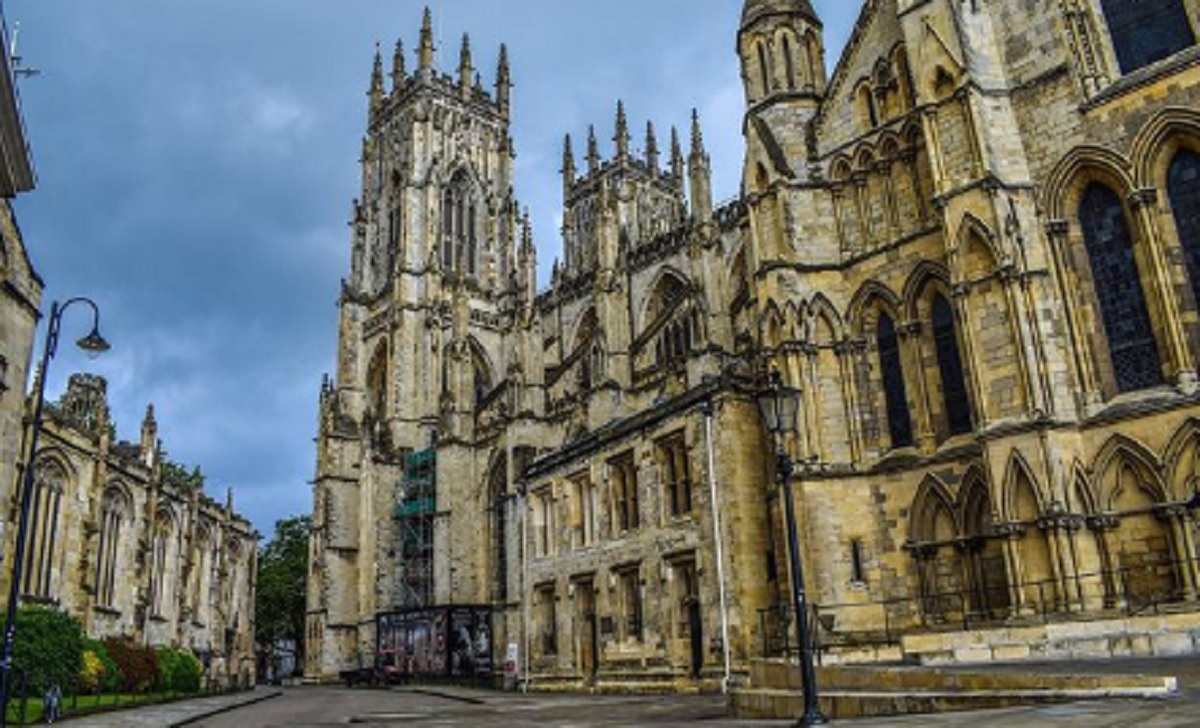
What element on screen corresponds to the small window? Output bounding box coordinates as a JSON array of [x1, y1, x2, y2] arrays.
[[850, 539, 866, 585], [616, 566, 643, 643], [657, 433, 692, 517]]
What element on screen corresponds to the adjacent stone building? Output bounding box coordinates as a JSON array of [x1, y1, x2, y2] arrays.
[[4, 374, 259, 687], [308, 0, 1200, 686]]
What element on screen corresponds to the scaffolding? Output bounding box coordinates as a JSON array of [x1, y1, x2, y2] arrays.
[[396, 448, 436, 609]]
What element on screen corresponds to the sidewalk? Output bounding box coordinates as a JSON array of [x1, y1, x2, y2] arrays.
[[59, 688, 281, 727]]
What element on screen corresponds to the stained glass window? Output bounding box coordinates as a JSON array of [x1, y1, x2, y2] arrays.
[[877, 312, 914, 448], [1169, 150, 1200, 311], [1099, 0, 1194, 74], [1079, 183, 1162, 392], [932, 294, 972, 435]]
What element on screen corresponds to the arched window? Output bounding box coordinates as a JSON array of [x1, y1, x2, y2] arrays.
[[756, 42, 771, 96], [489, 463, 508, 602], [1099, 0, 1194, 74], [931, 294, 972, 435], [1079, 183, 1162, 392], [148, 511, 175, 616], [22, 460, 65, 599], [1168, 149, 1200, 308], [441, 171, 479, 276], [95, 487, 128, 608], [877, 312, 913, 448], [190, 524, 212, 624], [781, 34, 796, 89]]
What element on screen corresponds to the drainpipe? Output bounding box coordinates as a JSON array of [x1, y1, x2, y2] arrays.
[[702, 398, 732, 693]]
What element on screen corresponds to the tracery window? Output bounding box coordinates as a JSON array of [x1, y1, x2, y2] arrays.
[[22, 460, 65, 599], [148, 510, 175, 616], [1098, 0, 1194, 74], [441, 171, 479, 276], [931, 294, 972, 436], [1079, 183, 1162, 392], [1168, 149, 1200, 310], [95, 487, 129, 608], [877, 312, 913, 448]]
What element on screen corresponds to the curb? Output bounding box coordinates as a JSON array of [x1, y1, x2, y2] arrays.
[[171, 690, 284, 727]]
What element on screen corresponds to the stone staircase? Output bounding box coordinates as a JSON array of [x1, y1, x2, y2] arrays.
[[730, 659, 1178, 720]]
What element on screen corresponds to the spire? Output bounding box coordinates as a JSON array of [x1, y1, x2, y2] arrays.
[[391, 39, 406, 92], [368, 43, 385, 116], [690, 109, 707, 158], [418, 7, 435, 71], [614, 100, 630, 161], [459, 34, 474, 95], [670, 126, 685, 180], [587, 125, 601, 173], [645, 121, 660, 174], [562, 133, 577, 193], [140, 404, 158, 468], [688, 110, 713, 224], [495, 43, 512, 116]]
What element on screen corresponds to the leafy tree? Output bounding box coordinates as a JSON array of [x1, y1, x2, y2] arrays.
[[255, 515, 310, 673], [6, 607, 84, 693]]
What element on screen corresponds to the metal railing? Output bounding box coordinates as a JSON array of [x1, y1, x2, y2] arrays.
[[758, 554, 1200, 660]]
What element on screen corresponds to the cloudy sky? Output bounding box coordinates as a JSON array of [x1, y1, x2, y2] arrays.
[[7, 1, 859, 538]]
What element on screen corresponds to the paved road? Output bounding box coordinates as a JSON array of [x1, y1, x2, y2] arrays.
[[61, 657, 1200, 727]]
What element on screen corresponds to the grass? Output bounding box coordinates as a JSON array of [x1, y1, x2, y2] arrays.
[[3, 690, 197, 725]]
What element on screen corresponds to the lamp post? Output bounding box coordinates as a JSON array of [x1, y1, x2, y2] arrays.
[[0, 298, 109, 727], [757, 369, 826, 726]]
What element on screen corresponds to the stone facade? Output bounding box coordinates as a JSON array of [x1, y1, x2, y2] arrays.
[[2, 374, 259, 687], [308, 0, 1200, 685]]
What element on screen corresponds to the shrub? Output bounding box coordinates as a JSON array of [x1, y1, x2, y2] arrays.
[[3, 606, 84, 694], [156, 646, 202, 693], [81, 639, 122, 694], [78, 650, 104, 694], [101, 638, 158, 693]]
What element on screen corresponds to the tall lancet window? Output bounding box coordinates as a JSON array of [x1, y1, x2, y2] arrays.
[[1079, 183, 1162, 392], [1169, 150, 1200, 309], [932, 294, 972, 435], [441, 170, 480, 276], [877, 312, 913, 449], [23, 459, 66, 598], [95, 486, 129, 608]]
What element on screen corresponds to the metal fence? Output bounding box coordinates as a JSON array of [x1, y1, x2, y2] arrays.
[[758, 555, 1200, 660]]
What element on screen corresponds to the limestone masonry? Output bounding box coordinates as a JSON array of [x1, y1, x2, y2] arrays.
[[307, 0, 1200, 687]]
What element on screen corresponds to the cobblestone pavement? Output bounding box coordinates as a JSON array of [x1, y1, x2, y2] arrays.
[[56, 657, 1200, 727]]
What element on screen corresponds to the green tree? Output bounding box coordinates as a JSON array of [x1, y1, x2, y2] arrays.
[[255, 515, 310, 674]]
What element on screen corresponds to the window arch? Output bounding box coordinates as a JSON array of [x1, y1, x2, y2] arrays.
[[22, 459, 66, 599], [488, 460, 508, 602], [1098, 0, 1194, 74], [1079, 182, 1163, 392], [877, 312, 913, 448], [95, 486, 129, 608], [756, 41, 771, 97], [931, 294, 972, 435], [781, 33, 796, 89], [441, 170, 480, 276], [148, 510, 175, 617], [1168, 149, 1200, 309]]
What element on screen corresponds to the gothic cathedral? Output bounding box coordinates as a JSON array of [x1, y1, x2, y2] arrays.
[[308, 0, 1200, 685]]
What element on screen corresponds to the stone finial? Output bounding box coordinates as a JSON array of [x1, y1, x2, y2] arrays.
[[587, 125, 601, 173], [391, 39, 406, 91], [670, 125, 685, 180], [495, 43, 511, 114], [418, 7, 435, 71], [690, 109, 706, 158], [645, 121, 660, 174], [614, 100, 630, 161], [458, 33, 473, 95], [562, 133, 577, 190], [368, 43, 385, 115]]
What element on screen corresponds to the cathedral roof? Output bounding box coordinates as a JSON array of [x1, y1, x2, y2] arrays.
[[741, 0, 819, 29]]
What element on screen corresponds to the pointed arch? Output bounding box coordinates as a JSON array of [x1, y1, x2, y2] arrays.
[[487, 451, 510, 602], [365, 338, 390, 420], [806, 293, 844, 345], [1163, 417, 1200, 501], [1092, 433, 1168, 508], [846, 279, 902, 334], [467, 336, 496, 406], [1042, 145, 1136, 220], [1131, 107, 1200, 186], [902, 259, 952, 320], [638, 267, 693, 331], [1001, 450, 1047, 522], [957, 463, 994, 534], [760, 299, 786, 349], [909, 475, 959, 544]]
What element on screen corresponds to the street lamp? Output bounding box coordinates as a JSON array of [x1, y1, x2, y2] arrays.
[[0, 298, 109, 727], [757, 369, 826, 726]]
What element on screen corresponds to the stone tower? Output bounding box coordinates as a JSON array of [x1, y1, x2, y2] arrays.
[[307, 8, 527, 678]]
